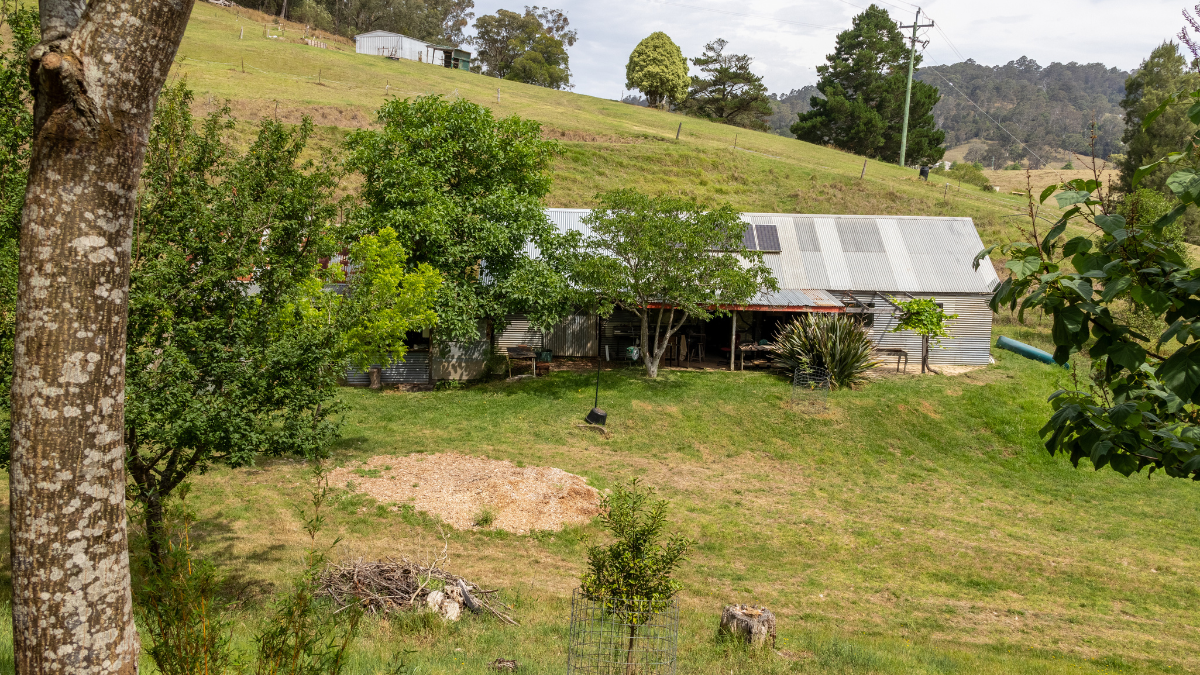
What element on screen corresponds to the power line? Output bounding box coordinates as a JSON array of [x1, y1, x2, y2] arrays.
[[919, 60, 1056, 172], [648, 1, 845, 30]]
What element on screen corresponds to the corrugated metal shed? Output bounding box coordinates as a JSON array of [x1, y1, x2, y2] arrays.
[[542, 209, 1000, 307], [354, 30, 432, 62]]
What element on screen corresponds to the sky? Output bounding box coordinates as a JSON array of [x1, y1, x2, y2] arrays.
[[464, 0, 1192, 100]]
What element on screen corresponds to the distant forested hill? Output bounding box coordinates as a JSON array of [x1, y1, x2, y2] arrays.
[[766, 86, 822, 137], [769, 58, 1129, 165], [915, 57, 1130, 164]]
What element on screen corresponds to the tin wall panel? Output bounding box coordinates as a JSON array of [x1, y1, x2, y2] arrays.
[[344, 351, 431, 385]]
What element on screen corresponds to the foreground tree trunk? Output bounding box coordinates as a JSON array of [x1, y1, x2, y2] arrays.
[[9, 0, 196, 672]]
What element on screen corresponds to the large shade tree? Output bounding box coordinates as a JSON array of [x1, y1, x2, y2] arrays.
[[9, 0, 198, 670], [792, 4, 944, 165], [571, 189, 777, 378], [345, 95, 575, 344], [470, 6, 575, 88], [625, 32, 689, 110]]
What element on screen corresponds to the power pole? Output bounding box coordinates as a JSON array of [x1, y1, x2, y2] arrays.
[[898, 8, 934, 168]]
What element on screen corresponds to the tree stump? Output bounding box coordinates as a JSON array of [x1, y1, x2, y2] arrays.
[[719, 604, 776, 647]]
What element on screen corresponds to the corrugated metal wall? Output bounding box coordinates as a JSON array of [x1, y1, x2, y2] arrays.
[[493, 313, 597, 356], [354, 32, 431, 61], [855, 293, 994, 366], [344, 351, 431, 385], [493, 315, 545, 350], [434, 324, 488, 380], [546, 312, 597, 356]]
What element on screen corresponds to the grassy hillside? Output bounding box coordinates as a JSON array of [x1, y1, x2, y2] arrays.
[[172, 1, 1057, 246], [0, 319, 1191, 674]]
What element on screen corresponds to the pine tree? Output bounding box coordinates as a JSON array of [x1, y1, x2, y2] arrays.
[[1118, 42, 1200, 193], [682, 39, 772, 130], [791, 4, 944, 164]]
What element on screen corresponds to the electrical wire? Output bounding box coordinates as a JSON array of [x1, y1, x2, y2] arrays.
[[918, 59, 1057, 173], [648, 0, 845, 30]]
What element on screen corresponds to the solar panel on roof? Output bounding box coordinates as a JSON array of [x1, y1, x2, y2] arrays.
[[742, 224, 757, 250], [755, 224, 781, 251]]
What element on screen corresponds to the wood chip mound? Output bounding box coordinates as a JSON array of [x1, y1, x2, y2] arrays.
[[329, 453, 601, 534]]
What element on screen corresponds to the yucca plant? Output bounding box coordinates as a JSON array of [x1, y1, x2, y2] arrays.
[[769, 314, 877, 389]]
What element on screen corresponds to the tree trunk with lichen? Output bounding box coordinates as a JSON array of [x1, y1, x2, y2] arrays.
[[8, 0, 195, 672]]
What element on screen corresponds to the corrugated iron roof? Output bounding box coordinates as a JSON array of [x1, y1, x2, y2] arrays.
[[542, 210, 1000, 302]]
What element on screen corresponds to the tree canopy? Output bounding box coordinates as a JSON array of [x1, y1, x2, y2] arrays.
[[792, 4, 944, 165], [625, 32, 689, 110], [1118, 42, 1200, 194], [125, 82, 441, 561], [682, 39, 772, 130], [978, 83, 1200, 482], [571, 189, 777, 378], [345, 95, 574, 343], [917, 57, 1128, 165], [470, 6, 575, 88], [242, 0, 475, 45]]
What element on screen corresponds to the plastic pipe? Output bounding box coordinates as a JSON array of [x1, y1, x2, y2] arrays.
[[995, 335, 1069, 368]]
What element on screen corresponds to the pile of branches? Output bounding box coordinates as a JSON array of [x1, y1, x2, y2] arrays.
[[319, 557, 518, 625]]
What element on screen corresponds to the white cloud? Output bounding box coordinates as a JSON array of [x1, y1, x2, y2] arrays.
[[465, 0, 1188, 100]]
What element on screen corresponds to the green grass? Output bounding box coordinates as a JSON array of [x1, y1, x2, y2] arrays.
[[0, 317, 1172, 674], [168, 1, 1051, 239]]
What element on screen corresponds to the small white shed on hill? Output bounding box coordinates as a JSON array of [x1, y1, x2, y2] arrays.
[[354, 30, 432, 62]]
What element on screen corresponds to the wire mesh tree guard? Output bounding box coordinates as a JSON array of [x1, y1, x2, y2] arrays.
[[790, 365, 830, 412], [567, 589, 680, 675]]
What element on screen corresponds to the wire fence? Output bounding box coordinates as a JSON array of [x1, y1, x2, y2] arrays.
[[790, 365, 830, 412], [567, 590, 680, 675]]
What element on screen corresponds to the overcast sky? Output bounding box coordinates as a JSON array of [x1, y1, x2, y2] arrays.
[[466, 0, 1191, 100]]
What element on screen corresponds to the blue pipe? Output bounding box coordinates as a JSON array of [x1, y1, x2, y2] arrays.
[[995, 335, 1069, 368]]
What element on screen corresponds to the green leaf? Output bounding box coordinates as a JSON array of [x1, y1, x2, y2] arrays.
[[1054, 191, 1091, 208], [1038, 184, 1059, 204], [1131, 161, 1162, 188], [1060, 278, 1093, 300], [1095, 214, 1127, 234], [1099, 275, 1132, 303], [1157, 347, 1200, 401], [972, 245, 998, 271], [1187, 100, 1200, 125], [1005, 256, 1042, 280], [1142, 94, 1175, 130], [1108, 341, 1146, 372], [1040, 218, 1067, 255], [1061, 236, 1092, 257], [1150, 203, 1189, 233], [1165, 169, 1200, 197]]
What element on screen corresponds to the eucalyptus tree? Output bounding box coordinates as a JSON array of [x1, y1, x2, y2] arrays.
[[9, 0, 198, 669], [572, 189, 777, 378]]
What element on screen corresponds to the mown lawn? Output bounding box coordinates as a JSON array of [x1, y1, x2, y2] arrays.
[[0, 317, 1186, 674]]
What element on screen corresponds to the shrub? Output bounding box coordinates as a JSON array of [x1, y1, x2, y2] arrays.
[[581, 480, 692, 611], [769, 314, 877, 389], [135, 485, 234, 675], [254, 462, 359, 675], [929, 162, 992, 191]]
